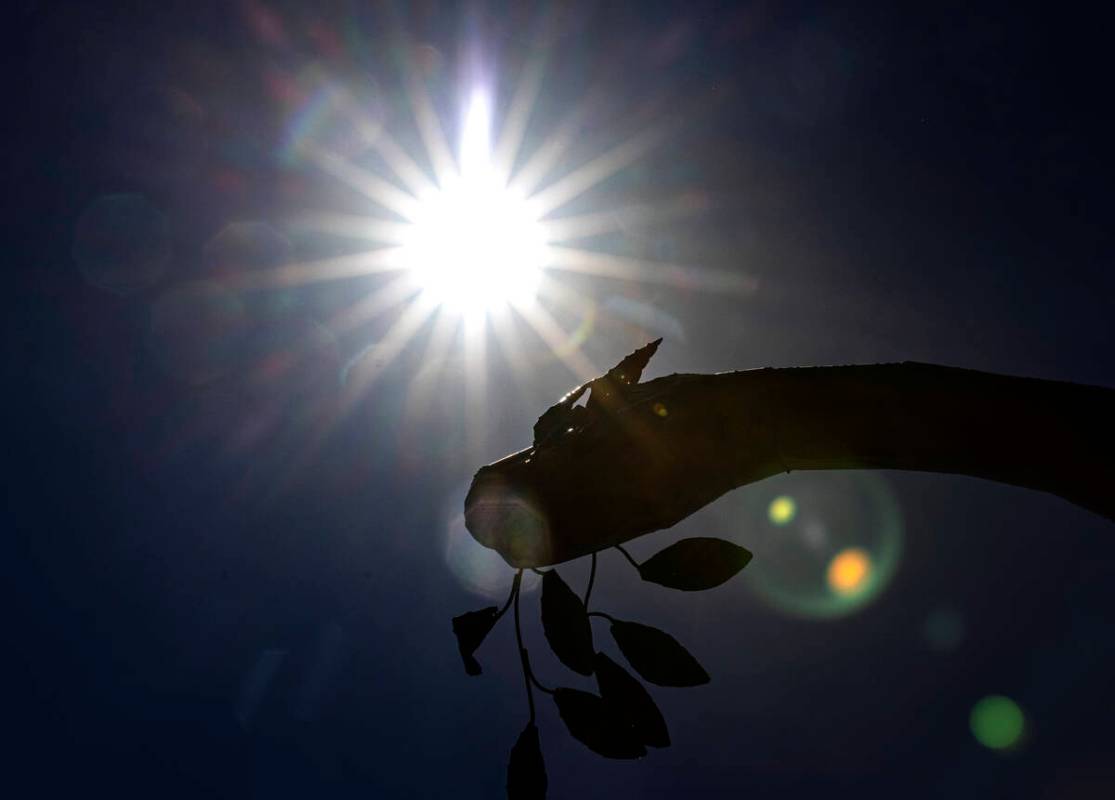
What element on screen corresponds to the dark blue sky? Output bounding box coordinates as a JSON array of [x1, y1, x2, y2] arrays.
[[9, 1, 1115, 797]]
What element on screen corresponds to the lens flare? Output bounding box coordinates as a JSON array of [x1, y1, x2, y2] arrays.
[[272, 47, 757, 434], [444, 483, 541, 599], [923, 608, 965, 651], [768, 495, 797, 525], [740, 472, 903, 619], [970, 695, 1025, 751], [826, 547, 872, 596]]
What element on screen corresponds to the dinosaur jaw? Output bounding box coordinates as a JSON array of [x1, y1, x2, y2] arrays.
[[464, 451, 555, 568], [463, 340, 776, 567], [462, 406, 722, 568]]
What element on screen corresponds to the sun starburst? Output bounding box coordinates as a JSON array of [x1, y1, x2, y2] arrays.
[[243, 43, 755, 459]]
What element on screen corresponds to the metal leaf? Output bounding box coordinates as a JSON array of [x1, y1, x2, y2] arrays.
[[507, 723, 547, 799], [540, 570, 594, 675], [450, 606, 499, 676], [610, 620, 710, 687], [553, 688, 646, 759], [637, 537, 753, 591], [594, 652, 669, 748]]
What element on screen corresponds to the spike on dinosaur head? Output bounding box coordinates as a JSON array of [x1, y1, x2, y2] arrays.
[[607, 338, 662, 385], [466, 340, 680, 567]]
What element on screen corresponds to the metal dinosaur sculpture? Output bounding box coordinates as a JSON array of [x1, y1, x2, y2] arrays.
[[454, 340, 1112, 796], [465, 339, 1114, 567]]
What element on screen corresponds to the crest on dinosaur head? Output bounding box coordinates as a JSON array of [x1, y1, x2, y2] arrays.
[[466, 339, 690, 568], [532, 338, 663, 447]]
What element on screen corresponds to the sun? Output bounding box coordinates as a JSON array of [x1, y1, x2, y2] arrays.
[[262, 50, 756, 426], [400, 92, 548, 318]]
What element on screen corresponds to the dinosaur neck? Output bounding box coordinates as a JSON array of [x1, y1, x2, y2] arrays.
[[715, 363, 1113, 520]]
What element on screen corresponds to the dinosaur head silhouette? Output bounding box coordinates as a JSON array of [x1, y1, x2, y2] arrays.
[[464, 339, 780, 567]]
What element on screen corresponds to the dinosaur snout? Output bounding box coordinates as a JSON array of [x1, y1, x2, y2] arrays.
[[464, 462, 553, 568]]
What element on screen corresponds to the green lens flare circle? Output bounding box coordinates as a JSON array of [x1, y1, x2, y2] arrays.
[[970, 695, 1025, 750], [768, 495, 797, 525], [740, 471, 903, 619]]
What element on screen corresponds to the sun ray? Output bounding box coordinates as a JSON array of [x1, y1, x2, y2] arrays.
[[341, 295, 438, 402], [404, 305, 461, 420], [416, 304, 462, 379], [533, 271, 597, 315], [319, 81, 439, 198], [286, 44, 723, 415], [528, 126, 667, 217], [406, 74, 458, 186], [540, 196, 705, 244], [486, 304, 549, 424], [223, 247, 406, 291], [304, 144, 420, 220], [488, 304, 534, 377], [328, 271, 422, 336], [511, 298, 599, 381], [547, 245, 758, 294], [492, 51, 548, 184], [541, 208, 640, 243], [287, 213, 411, 245], [463, 314, 489, 460], [370, 129, 439, 197], [506, 111, 584, 200]]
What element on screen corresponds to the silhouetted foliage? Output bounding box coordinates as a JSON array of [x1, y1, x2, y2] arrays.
[[457, 337, 1115, 794], [507, 723, 546, 799], [594, 652, 669, 748], [610, 619, 710, 687], [451, 606, 499, 676], [553, 688, 646, 759], [638, 537, 753, 591], [452, 341, 763, 795], [540, 569, 594, 675]]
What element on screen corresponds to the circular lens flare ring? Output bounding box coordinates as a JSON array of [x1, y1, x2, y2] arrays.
[[970, 695, 1026, 750]]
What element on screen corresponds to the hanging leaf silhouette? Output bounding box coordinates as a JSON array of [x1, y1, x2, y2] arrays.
[[594, 652, 669, 748], [637, 537, 753, 591], [553, 688, 646, 759], [541, 570, 594, 675], [610, 620, 710, 687], [451, 606, 499, 676], [507, 723, 547, 799]]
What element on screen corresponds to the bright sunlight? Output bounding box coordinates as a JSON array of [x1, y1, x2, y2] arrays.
[[400, 92, 547, 316]]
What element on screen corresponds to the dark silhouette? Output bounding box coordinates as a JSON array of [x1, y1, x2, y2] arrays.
[[452, 536, 738, 798], [466, 340, 1114, 567], [452, 341, 1114, 797]]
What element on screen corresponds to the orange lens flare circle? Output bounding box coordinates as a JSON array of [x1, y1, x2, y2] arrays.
[[826, 547, 872, 596]]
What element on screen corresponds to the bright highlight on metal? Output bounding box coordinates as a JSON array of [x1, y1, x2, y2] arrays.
[[970, 695, 1025, 750]]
